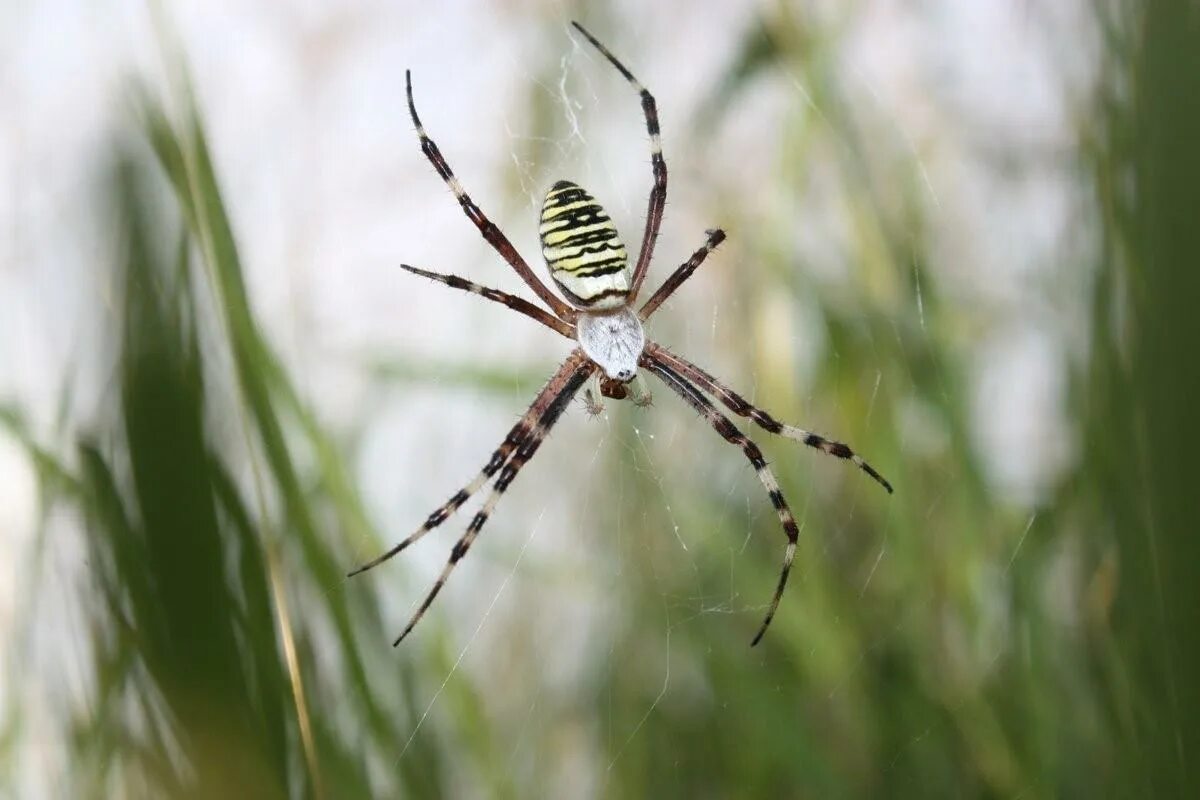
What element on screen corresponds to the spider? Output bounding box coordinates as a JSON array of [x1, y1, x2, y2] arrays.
[[350, 22, 892, 647]]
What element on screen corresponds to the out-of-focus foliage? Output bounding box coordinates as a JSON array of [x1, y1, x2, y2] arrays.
[[2, 95, 453, 798], [2, 1, 1197, 797], [1082, 0, 1200, 795]]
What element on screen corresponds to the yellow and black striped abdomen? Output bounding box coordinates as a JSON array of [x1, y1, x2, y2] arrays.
[[539, 180, 630, 310]]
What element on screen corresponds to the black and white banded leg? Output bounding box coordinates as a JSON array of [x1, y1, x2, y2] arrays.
[[570, 22, 666, 301], [639, 228, 727, 319], [392, 361, 594, 644], [405, 71, 575, 321], [349, 353, 590, 578], [399, 264, 574, 338], [643, 354, 799, 646], [648, 344, 893, 493]]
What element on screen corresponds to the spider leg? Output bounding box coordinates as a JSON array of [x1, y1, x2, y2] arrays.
[[349, 352, 589, 578], [642, 353, 799, 647], [393, 361, 594, 645], [582, 388, 605, 417], [400, 264, 574, 338], [405, 71, 575, 322], [648, 344, 893, 493], [639, 228, 727, 319], [570, 22, 666, 301]]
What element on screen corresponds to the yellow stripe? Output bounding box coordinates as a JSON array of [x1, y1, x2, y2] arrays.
[[548, 250, 626, 270]]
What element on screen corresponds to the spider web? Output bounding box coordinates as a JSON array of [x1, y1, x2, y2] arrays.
[[374, 23, 760, 785], [377, 7, 1087, 791], [381, 17, 871, 782]]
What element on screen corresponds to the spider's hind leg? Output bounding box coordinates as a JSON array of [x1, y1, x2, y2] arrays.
[[392, 361, 593, 644], [349, 353, 589, 577], [643, 353, 799, 646]]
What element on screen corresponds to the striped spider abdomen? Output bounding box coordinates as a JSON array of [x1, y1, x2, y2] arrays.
[[538, 180, 630, 310]]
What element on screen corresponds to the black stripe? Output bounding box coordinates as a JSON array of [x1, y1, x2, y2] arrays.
[[552, 228, 622, 249], [557, 285, 630, 306], [753, 411, 784, 434], [641, 91, 660, 136], [494, 460, 521, 492], [746, 446, 767, 470], [549, 242, 625, 262], [542, 200, 598, 218], [541, 194, 602, 214], [547, 253, 625, 271], [568, 260, 628, 277], [542, 206, 611, 228], [713, 417, 741, 441], [543, 213, 611, 232], [484, 443, 512, 472], [550, 209, 612, 226], [543, 188, 592, 209]]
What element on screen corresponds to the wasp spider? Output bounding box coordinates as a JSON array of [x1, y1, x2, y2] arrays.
[[351, 22, 892, 647]]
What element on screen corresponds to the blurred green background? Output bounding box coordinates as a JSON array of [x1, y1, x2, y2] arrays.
[[1, 2, 1198, 797]]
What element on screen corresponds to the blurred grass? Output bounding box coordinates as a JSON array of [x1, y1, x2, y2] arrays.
[[1, 85, 457, 796], [1083, 0, 1200, 795], [2, 2, 1198, 798]]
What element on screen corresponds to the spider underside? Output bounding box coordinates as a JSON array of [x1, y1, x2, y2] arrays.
[[351, 21, 893, 647]]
